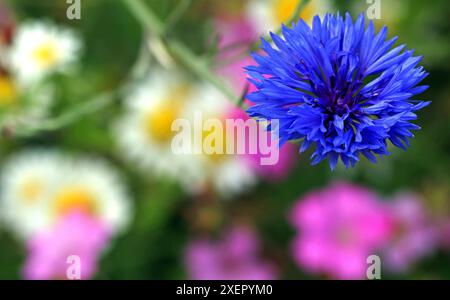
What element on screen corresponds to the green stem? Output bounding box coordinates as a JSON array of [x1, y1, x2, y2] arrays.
[[122, 0, 237, 103], [164, 0, 192, 33], [122, 0, 165, 36], [9, 91, 115, 138], [168, 40, 236, 100], [2, 0, 237, 139], [237, 82, 249, 108]]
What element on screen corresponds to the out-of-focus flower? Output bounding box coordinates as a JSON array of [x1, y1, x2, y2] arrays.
[[9, 21, 81, 86], [1, 150, 63, 238], [246, 0, 328, 34], [1, 150, 132, 239], [214, 17, 256, 92], [199, 152, 256, 198], [23, 212, 110, 280], [213, 17, 297, 182], [247, 13, 430, 169], [114, 69, 205, 192], [383, 194, 438, 273], [227, 107, 297, 181], [290, 182, 393, 279], [216, 16, 256, 56], [185, 226, 277, 280], [191, 85, 257, 197], [115, 70, 256, 197], [49, 157, 132, 234]]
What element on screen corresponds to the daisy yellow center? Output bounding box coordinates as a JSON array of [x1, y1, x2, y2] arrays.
[[32, 41, 59, 68], [19, 178, 44, 203], [0, 76, 17, 106], [53, 186, 97, 216], [274, 0, 315, 24], [203, 119, 230, 163], [143, 85, 189, 143], [144, 102, 180, 143]]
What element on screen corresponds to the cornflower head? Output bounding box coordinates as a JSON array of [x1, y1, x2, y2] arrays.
[[246, 13, 430, 169]]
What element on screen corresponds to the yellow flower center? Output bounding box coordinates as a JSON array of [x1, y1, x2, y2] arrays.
[[144, 101, 180, 143], [274, 0, 315, 24], [0, 76, 17, 106], [143, 85, 190, 143], [19, 178, 44, 203], [32, 42, 59, 68], [203, 118, 230, 163], [53, 186, 97, 216]]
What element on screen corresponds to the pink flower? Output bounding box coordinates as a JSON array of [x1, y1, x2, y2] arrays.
[[226, 107, 297, 181], [290, 182, 393, 279], [23, 213, 110, 280], [214, 17, 257, 95], [383, 194, 438, 273], [185, 226, 277, 280], [213, 17, 297, 180]]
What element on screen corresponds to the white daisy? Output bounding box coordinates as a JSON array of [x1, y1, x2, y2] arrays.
[[0, 150, 63, 238], [115, 70, 256, 197], [114, 69, 205, 192], [0, 150, 132, 239], [187, 84, 258, 198], [48, 156, 132, 235], [246, 0, 330, 34], [204, 155, 257, 198], [9, 21, 81, 86]]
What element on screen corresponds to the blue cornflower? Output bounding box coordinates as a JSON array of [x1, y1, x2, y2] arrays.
[[246, 13, 430, 169]]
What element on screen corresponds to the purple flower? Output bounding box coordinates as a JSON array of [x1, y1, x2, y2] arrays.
[[289, 182, 393, 279], [246, 13, 430, 169], [185, 226, 277, 280]]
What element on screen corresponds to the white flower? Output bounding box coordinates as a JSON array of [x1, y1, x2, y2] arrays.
[[114, 69, 206, 192], [115, 69, 256, 197], [9, 21, 81, 86], [187, 84, 258, 198], [0, 150, 63, 238], [48, 157, 132, 235], [0, 150, 132, 239], [247, 0, 330, 34], [204, 156, 257, 198]]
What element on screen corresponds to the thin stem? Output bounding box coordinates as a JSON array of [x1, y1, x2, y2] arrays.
[[3, 0, 250, 139], [122, 0, 165, 36], [168, 40, 236, 100], [121, 0, 237, 102], [237, 82, 250, 108], [9, 91, 115, 138], [164, 0, 192, 33]]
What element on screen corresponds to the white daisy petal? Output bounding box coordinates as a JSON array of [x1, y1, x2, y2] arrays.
[[9, 21, 81, 86], [0, 150, 132, 239]]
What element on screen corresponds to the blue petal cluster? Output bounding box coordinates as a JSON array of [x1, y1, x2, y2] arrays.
[[246, 13, 430, 169]]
